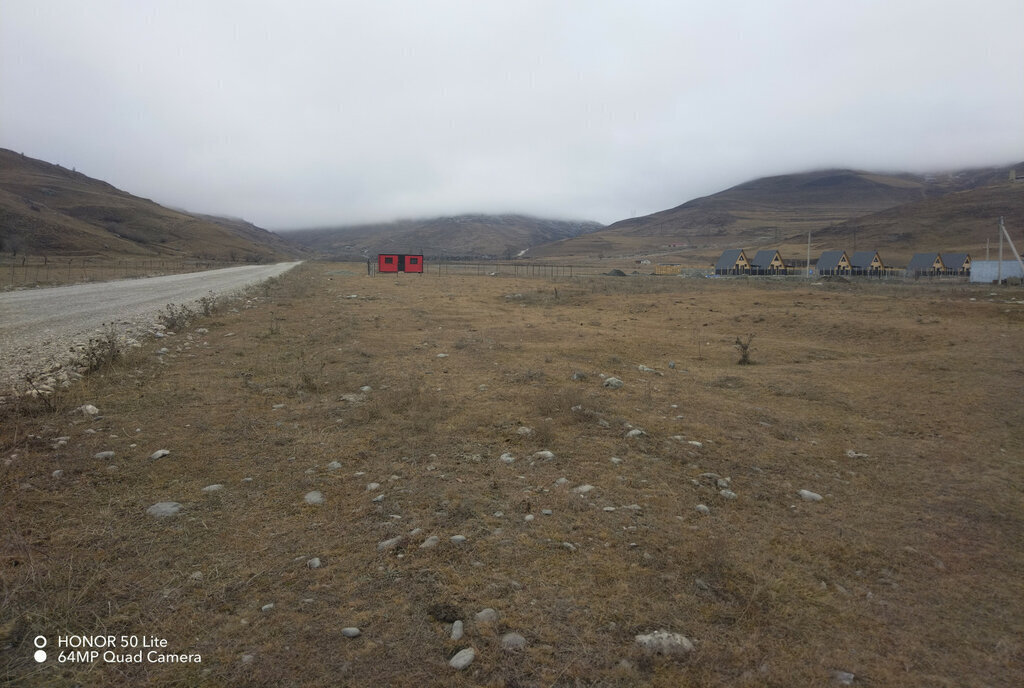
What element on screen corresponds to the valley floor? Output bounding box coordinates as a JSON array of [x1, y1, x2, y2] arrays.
[[2, 263, 1022, 687]]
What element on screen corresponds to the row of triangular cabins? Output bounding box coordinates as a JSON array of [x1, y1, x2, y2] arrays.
[[714, 249, 972, 277], [714, 249, 789, 275]]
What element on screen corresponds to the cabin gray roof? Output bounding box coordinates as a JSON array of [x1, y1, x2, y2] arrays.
[[908, 253, 942, 270], [715, 249, 746, 270], [750, 250, 782, 268], [850, 251, 881, 269], [941, 253, 970, 268], [817, 250, 848, 271]]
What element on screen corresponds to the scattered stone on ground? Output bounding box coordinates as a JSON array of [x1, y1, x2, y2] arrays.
[[149, 449, 171, 460], [501, 632, 527, 651], [475, 608, 498, 624], [450, 535, 467, 544], [341, 627, 361, 638], [420, 535, 440, 549], [451, 620, 464, 640], [532, 450, 555, 461], [634, 630, 696, 655], [719, 489, 737, 500], [78, 404, 100, 416], [52, 470, 63, 479], [625, 429, 646, 439], [799, 489, 824, 502], [94, 451, 114, 460], [306, 557, 322, 569], [304, 491, 325, 505], [516, 426, 533, 436], [201, 484, 224, 493], [145, 502, 182, 518], [603, 377, 623, 389], [555, 477, 569, 486], [366, 482, 381, 491], [378, 536, 403, 551], [500, 453, 516, 464], [573, 484, 595, 494], [261, 603, 274, 612], [610, 457, 623, 465], [846, 450, 869, 459], [449, 647, 475, 670], [326, 461, 342, 470], [833, 670, 856, 685], [695, 504, 711, 515]]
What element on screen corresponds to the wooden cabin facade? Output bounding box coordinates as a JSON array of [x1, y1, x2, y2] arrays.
[[907, 253, 945, 277], [817, 250, 851, 276], [941, 253, 971, 275], [850, 251, 885, 276], [750, 250, 787, 275], [714, 249, 751, 275]]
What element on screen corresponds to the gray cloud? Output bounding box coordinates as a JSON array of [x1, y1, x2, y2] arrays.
[[2, 0, 1021, 228]]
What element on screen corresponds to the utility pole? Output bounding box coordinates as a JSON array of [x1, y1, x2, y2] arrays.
[[807, 231, 812, 278], [998, 217, 1003, 283]]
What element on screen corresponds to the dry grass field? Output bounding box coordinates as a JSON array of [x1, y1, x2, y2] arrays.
[[2, 262, 1022, 687]]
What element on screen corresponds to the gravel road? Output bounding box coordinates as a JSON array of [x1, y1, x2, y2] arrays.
[[0, 261, 301, 393]]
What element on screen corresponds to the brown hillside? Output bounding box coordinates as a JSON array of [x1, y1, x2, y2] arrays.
[[285, 214, 604, 260], [530, 166, 1024, 265], [0, 149, 299, 262]]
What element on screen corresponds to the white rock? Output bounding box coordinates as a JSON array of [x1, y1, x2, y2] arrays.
[[573, 484, 595, 494], [341, 627, 361, 638], [602, 377, 623, 389], [149, 449, 171, 460], [798, 489, 823, 502], [833, 670, 856, 685], [366, 482, 381, 491], [359, 386, 372, 392], [450, 620, 464, 640], [261, 603, 275, 612], [146, 502, 182, 517], [555, 477, 569, 486], [688, 441, 703, 448], [420, 535, 440, 549], [52, 469, 64, 479], [500, 452, 516, 464], [501, 632, 527, 651], [542, 509, 553, 515], [240, 654, 255, 664], [201, 484, 224, 493], [695, 504, 711, 515], [719, 489, 737, 500], [94, 451, 115, 460], [437, 353, 449, 358], [846, 450, 869, 459], [450, 534, 467, 544], [516, 427, 533, 436], [610, 457, 623, 465], [79, 404, 100, 416], [449, 647, 475, 670], [625, 429, 646, 439], [524, 514, 534, 522], [475, 608, 498, 623], [532, 450, 555, 461], [378, 536, 403, 551], [304, 491, 325, 505], [326, 461, 342, 470], [635, 630, 695, 655], [307, 557, 322, 569]]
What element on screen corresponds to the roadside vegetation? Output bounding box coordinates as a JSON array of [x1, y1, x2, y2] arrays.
[[2, 262, 1021, 686]]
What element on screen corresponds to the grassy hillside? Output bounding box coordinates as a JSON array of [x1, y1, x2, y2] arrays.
[[530, 166, 1024, 266], [2, 264, 1021, 686], [284, 214, 604, 260], [0, 149, 300, 262]]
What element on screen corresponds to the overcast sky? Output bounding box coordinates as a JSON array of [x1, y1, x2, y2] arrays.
[[2, 1, 1022, 229]]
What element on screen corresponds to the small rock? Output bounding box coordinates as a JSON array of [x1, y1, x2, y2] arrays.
[[688, 441, 704, 448], [149, 449, 171, 460], [573, 484, 595, 494], [79, 404, 100, 416], [261, 603, 275, 612], [500, 453, 516, 464], [94, 451, 115, 460], [695, 504, 711, 514], [501, 632, 527, 651], [450, 620, 464, 640], [146, 502, 182, 517], [359, 385, 372, 392], [436, 353, 449, 359], [833, 670, 856, 685], [719, 489, 737, 500], [366, 482, 381, 491], [635, 630, 695, 655], [52, 469, 64, 479], [542, 509, 553, 515], [378, 536, 403, 551], [603, 377, 624, 389], [450, 534, 467, 544], [475, 608, 498, 623], [603, 506, 616, 512], [798, 489, 823, 502], [306, 557, 322, 569], [326, 461, 342, 470], [420, 536, 440, 549], [449, 647, 475, 670], [516, 427, 533, 436], [201, 484, 224, 493], [571, 371, 587, 381], [846, 450, 868, 459], [272, 403, 285, 409], [524, 514, 534, 522], [610, 456, 623, 465], [341, 627, 361, 638], [240, 654, 255, 665], [625, 429, 646, 439], [372, 494, 385, 502], [304, 491, 325, 505], [532, 450, 555, 461], [555, 477, 569, 486]]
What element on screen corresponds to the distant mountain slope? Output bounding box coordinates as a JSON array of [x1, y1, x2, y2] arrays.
[[0, 149, 300, 261], [284, 214, 604, 259], [530, 165, 1023, 263]]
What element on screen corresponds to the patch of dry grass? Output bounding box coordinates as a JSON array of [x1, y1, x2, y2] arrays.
[[2, 263, 1022, 686]]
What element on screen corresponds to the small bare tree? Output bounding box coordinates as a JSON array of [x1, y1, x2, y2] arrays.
[[734, 334, 755, 365]]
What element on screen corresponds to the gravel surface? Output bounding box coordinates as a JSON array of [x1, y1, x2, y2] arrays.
[[0, 261, 301, 394]]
